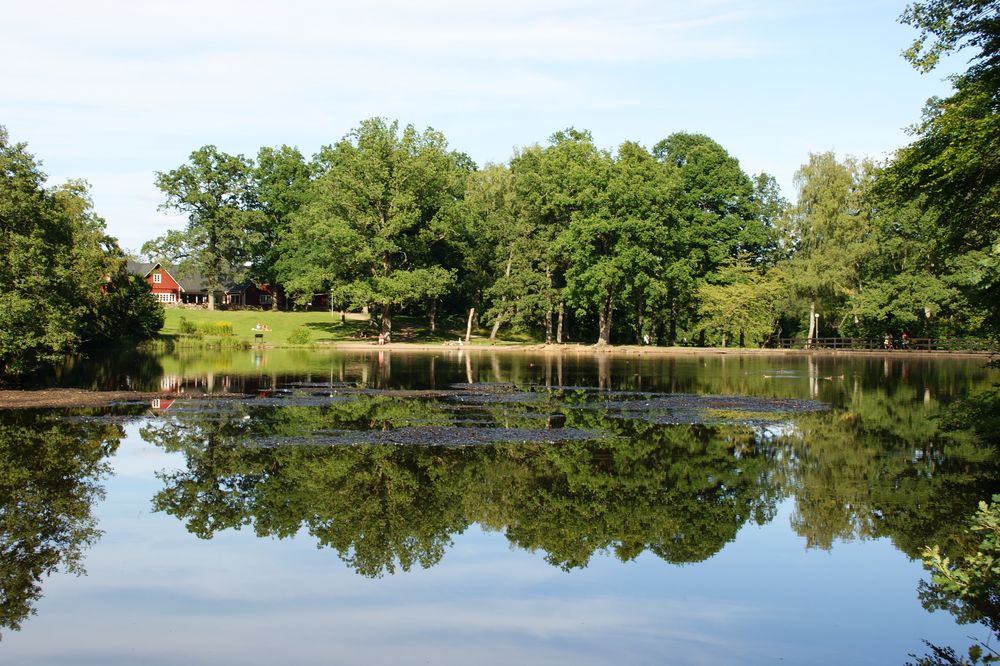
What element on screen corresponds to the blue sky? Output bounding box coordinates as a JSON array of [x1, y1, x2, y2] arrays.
[[2, 0, 964, 253]]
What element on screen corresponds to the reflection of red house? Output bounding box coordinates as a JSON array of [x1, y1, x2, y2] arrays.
[[149, 398, 175, 414]]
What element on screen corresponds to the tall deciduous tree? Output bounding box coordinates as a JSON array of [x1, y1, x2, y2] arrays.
[[555, 140, 677, 346], [147, 146, 263, 310], [511, 130, 606, 344], [652, 133, 763, 344], [280, 118, 464, 333], [1, 128, 160, 380], [251, 145, 314, 309], [888, 0, 1000, 334], [784, 152, 874, 343], [457, 164, 533, 340], [0, 129, 80, 375]]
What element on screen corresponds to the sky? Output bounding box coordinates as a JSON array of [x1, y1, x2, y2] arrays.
[[2, 0, 965, 254]]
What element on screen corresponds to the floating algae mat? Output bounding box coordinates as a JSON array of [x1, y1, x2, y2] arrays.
[[126, 382, 829, 447]]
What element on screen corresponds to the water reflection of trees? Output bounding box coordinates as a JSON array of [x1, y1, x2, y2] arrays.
[[143, 374, 1000, 579], [143, 396, 785, 576], [782, 383, 1000, 558], [0, 412, 121, 634]]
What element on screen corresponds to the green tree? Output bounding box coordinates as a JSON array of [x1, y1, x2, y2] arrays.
[[146, 146, 264, 310], [1, 129, 159, 380], [886, 0, 1000, 335], [698, 260, 788, 347], [555, 141, 677, 345], [543, 134, 616, 344], [507, 131, 605, 343], [783, 152, 875, 343], [483, 145, 564, 341], [900, 0, 1000, 80], [652, 133, 764, 344], [0, 130, 81, 376], [851, 197, 969, 337], [250, 145, 314, 310], [280, 119, 464, 333], [456, 164, 539, 340]]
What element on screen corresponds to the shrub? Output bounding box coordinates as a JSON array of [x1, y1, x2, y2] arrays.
[[178, 319, 232, 337], [179, 317, 198, 336], [288, 327, 312, 345], [203, 321, 233, 337]]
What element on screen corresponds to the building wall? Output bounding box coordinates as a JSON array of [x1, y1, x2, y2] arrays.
[[146, 265, 181, 304]]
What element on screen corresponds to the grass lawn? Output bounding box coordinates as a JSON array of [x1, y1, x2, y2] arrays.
[[158, 308, 522, 347], [160, 308, 374, 346]]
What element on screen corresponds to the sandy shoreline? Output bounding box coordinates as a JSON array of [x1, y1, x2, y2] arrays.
[[322, 341, 994, 359]]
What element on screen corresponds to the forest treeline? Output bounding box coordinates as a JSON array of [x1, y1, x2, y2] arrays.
[[141, 111, 996, 347], [142, 0, 1000, 347]]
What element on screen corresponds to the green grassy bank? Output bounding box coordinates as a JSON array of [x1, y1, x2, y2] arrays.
[[159, 308, 372, 347], [156, 308, 507, 347]]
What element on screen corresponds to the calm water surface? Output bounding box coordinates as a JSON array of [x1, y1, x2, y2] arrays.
[[3, 349, 999, 665]]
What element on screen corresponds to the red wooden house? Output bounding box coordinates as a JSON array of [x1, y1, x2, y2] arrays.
[[128, 261, 183, 304], [128, 261, 277, 308], [224, 281, 276, 308]]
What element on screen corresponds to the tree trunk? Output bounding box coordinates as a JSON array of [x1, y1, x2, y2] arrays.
[[807, 300, 816, 346], [636, 298, 644, 344], [465, 307, 475, 344], [380, 303, 392, 334], [489, 315, 504, 341], [556, 301, 564, 344], [208, 290, 216, 311], [544, 268, 554, 345], [429, 298, 437, 333], [596, 296, 613, 346]]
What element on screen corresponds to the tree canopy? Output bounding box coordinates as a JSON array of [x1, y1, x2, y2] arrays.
[[0, 128, 161, 380]]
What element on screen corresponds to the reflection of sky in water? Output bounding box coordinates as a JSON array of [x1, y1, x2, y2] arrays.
[[2, 421, 983, 666]]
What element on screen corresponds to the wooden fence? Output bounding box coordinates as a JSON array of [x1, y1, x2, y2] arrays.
[[770, 337, 998, 353]]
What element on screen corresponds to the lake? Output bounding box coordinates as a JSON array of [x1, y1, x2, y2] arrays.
[[2, 348, 998, 665]]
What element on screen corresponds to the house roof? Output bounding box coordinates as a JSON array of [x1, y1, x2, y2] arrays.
[[126, 260, 156, 277], [126, 260, 245, 295]]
